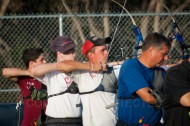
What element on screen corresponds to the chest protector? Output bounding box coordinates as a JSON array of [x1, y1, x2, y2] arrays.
[[152, 68, 164, 94], [96, 67, 117, 93], [80, 67, 117, 95], [48, 81, 79, 98]]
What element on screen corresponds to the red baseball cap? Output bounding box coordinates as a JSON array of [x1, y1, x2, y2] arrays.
[[82, 36, 111, 56]]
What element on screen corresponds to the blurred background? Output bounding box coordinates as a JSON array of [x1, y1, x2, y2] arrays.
[[1, 0, 190, 125], [0, 0, 190, 102]]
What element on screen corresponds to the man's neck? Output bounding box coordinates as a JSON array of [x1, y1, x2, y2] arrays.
[[138, 54, 153, 68]]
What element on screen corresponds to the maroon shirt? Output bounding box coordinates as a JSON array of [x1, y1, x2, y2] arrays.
[[18, 76, 47, 126]]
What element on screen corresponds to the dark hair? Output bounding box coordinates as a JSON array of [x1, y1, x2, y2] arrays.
[[142, 32, 171, 51], [22, 48, 44, 68]]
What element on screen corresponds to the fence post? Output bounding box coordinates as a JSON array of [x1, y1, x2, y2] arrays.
[[59, 14, 63, 36]]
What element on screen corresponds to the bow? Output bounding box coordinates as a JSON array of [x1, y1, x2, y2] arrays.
[[111, 0, 144, 58], [158, 0, 189, 59], [108, 0, 127, 57], [61, 0, 96, 39]]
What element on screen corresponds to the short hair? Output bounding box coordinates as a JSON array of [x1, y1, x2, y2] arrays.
[[22, 48, 44, 68], [142, 32, 171, 51], [86, 46, 96, 58]]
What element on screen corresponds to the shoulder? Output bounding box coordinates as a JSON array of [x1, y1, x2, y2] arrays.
[[71, 70, 88, 78], [167, 59, 189, 71], [36, 71, 63, 82], [167, 63, 183, 74], [121, 58, 142, 71], [122, 58, 137, 67], [44, 70, 63, 77], [165, 63, 186, 80]]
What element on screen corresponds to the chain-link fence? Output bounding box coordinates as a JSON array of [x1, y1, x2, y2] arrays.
[[1, 12, 190, 103]]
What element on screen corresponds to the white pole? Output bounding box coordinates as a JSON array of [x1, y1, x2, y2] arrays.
[[59, 14, 63, 36]]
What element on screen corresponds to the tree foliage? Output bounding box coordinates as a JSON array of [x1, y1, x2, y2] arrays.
[[1, 0, 190, 15]]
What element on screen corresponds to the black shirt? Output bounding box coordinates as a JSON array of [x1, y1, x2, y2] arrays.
[[163, 59, 190, 126]]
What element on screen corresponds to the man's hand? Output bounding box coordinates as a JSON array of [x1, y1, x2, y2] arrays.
[[148, 89, 163, 110], [90, 62, 107, 72]]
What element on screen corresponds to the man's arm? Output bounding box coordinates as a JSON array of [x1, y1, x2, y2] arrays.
[[57, 60, 104, 72], [32, 63, 58, 78], [180, 92, 190, 107], [57, 61, 92, 73], [2, 68, 31, 82], [136, 87, 156, 105], [32, 60, 104, 78], [161, 60, 182, 70]]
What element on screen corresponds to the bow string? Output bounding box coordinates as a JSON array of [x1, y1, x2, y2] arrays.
[[158, 0, 189, 59], [111, 0, 144, 58], [61, 0, 96, 37]]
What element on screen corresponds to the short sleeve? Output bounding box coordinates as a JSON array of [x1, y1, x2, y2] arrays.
[[124, 64, 149, 93], [118, 59, 151, 98]]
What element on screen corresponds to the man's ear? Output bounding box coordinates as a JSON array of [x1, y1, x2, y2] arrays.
[[87, 52, 94, 59], [148, 46, 154, 56], [57, 52, 62, 57], [57, 52, 64, 60], [29, 61, 35, 68]]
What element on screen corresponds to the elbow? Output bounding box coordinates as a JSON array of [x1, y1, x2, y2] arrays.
[[180, 100, 190, 107], [180, 95, 190, 107], [185, 102, 190, 107], [180, 92, 190, 107]]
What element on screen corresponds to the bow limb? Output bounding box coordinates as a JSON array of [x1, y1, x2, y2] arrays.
[[158, 0, 189, 59], [61, 0, 86, 42], [108, 0, 127, 60], [111, 0, 136, 26], [111, 0, 143, 58], [61, 0, 97, 39]]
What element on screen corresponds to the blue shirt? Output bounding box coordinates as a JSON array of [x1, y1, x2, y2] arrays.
[[118, 58, 162, 126]]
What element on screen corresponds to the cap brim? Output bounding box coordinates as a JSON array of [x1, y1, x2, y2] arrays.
[[51, 42, 76, 54], [61, 43, 76, 54], [93, 37, 112, 46]]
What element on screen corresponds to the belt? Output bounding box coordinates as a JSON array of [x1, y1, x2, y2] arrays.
[[45, 117, 82, 124], [79, 90, 94, 95]]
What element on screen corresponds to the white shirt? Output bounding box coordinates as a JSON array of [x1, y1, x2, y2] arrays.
[[37, 71, 81, 118], [72, 65, 121, 126]]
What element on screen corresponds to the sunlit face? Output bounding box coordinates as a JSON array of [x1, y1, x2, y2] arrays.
[[91, 45, 108, 64], [33, 54, 46, 67], [151, 44, 169, 67]]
